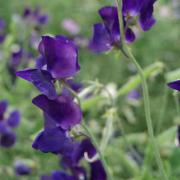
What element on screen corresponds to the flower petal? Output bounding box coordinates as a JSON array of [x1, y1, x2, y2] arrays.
[[40, 35, 80, 78], [89, 23, 113, 53], [32, 95, 82, 130], [32, 127, 73, 154], [167, 80, 180, 91], [7, 110, 21, 128], [16, 69, 57, 100]]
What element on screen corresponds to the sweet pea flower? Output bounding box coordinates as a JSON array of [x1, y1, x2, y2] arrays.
[[167, 80, 180, 91], [90, 2, 156, 52]]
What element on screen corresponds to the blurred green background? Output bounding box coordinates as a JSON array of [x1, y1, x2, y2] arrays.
[[0, 0, 180, 179]]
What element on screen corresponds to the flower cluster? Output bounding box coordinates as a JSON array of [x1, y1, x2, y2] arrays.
[[23, 6, 48, 26], [17, 35, 107, 179], [89, 0, 156, 53], [0, 100, 21, 148]]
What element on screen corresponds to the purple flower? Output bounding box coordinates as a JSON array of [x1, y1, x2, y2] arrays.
[[39, 35, 80, 78], [90, 3, 156, 52], [127, 89, 141, 100], [122, 0, 156, 31], [167, 80, 180, 91], [0, 129, 16, 148], [7, 110, 21, 128], [16, 69, 57, 100], [32, 94, 82, 130], [23, 6, 48, 26], [32, 127, 74, 154], [51, 171, 74, 180], [15, 161, 32, 176], [90, 160, 107, 180], [0, 100, 8, 120]]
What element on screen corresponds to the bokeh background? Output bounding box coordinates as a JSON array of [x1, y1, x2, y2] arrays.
[[0, 0, 180, 179]]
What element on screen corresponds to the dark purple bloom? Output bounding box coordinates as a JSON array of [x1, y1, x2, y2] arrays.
[[7, 110, 21, 128], [51, 171, 74, 180], [73, 138, 97, 164], [15, 161, 32, 176], [0, 130, 16, 148], [0, 121, 9, 134], [0, 34, 5, 44], [122, 0, 156, 31], [90, 3, 157, 52], [35, 56, 46, 69], [23, 7, 32, 18], [39, 35, 80, 78], [90, 160, 107, 180], [0, 100, 8, 120], [167, 80, 180, 91], [32, 127, 74, 154], [89, 23, 113, 53], [32, 94, 82, 130], [37, 14, 48, 25], [16, 69, 57, 100]]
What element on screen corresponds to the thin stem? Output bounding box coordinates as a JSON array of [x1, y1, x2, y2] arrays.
[[81, 122, 113, 180], [124, 47, 168, 180], [61, 80, 113, 179], [115, 1, 168, 179]]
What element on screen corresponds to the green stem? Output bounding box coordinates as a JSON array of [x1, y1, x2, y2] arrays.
[[61, 81, 113, 180], [115, 1, 168, 179], [124, 47, 168, 180], [81, 122, 113, 180]]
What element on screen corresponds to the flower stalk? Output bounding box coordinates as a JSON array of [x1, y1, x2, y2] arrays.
[[115, 0, 168, 179]]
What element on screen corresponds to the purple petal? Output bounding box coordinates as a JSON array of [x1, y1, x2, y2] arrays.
[[167, 80, 180, 91], [90, 160, 107, 180], [125, 28, 136, 43], [40, 35, 80, 78], [0, 121, 9, 134], [32, 95, 82, 130], [23, 7, 32, 18], [99, 6, 120, 43], [38, 14, 48, 25], [16, 69, 57, 100], [0, 100, 8, 120], [35, 56, 47, 69], [32, 127, 73, 154], [43, 113, 57, 130], [7, 110, 21, 128], [52, 171, 74, 180], [89, 23, 113, 53], [127, 89, 141, 100], [0, 130, 16, 148], [15, 161, 32, 176], [73, 138, 97, 164], [139, 1, 156, 31], [122, 0, 142, 16]]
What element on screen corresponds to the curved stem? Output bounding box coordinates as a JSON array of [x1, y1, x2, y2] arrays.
[[115, 1, 168, 179], [61, 81, 113, 180], [125, 48, 168, 180]]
